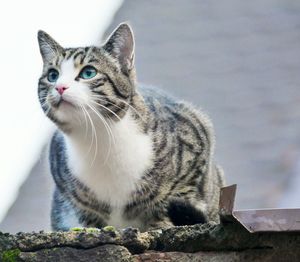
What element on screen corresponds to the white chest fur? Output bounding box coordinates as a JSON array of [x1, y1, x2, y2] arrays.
[[65, 111, 153, 218]]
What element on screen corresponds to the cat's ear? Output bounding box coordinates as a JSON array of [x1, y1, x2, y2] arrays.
[[103, 23, 135, 73], [37, 30, 64, 62]]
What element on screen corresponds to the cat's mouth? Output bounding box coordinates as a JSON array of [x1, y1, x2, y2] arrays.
[[51, 97, 76, 109]]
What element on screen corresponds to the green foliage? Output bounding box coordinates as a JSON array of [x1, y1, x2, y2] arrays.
[[2, 249, 20, 262]]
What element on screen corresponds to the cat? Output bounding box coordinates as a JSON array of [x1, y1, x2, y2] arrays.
[[37, 23, 225, 232]]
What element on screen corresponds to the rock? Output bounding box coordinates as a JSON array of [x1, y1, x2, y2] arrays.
[[132, 249, 297, 262], [0, 222, 299, 261], [18, 245, 131, 262]]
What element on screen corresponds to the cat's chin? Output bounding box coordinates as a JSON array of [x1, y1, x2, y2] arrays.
[[59, 100, 76, 108], [50, 100, 79, 124]]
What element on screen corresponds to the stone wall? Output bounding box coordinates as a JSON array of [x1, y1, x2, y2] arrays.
[[1, 222, 299, 261]]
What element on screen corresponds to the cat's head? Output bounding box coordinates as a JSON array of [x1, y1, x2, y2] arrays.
[[37, 23, 136, 131]]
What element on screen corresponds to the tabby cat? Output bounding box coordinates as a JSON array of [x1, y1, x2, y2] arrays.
[[37, 23, 225, 231]]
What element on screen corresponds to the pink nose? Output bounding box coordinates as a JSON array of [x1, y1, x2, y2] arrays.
[[55, 85, 68, 95]]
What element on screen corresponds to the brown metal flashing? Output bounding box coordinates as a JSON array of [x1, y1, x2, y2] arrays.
[[219, 184, 300, 233], [219, 184, 237, 216]]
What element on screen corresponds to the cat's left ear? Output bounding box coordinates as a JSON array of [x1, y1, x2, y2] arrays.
[[103, 23, 135, 73], [37, 30, 64, 62]]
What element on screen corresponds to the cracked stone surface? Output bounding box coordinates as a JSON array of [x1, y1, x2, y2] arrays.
[[1, 223, 299, 261], [19, 245, 132, 262]]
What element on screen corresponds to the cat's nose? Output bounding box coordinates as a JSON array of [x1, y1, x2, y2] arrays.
[[55, 85, 69, 95]]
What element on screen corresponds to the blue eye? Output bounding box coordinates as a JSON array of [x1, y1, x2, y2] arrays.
[[79, 66, 97, 79], [47, 69, 59, 82]]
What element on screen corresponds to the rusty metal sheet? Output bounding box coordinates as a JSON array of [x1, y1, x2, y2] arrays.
[[219, 185, 300, 233], [219, 184, 236, 216], [233, 209, 300, 233]]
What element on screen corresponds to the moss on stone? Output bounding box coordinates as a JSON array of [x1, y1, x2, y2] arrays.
[[70, 227, 84, 232], [70, 227, 101, 233], [2, 249, 20, 262], [86, 228, 101, 233], [103, 226, 116, 232]]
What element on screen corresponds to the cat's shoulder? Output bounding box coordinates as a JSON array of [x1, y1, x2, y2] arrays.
[[138, 85, 212, 123], [138, 85, 176, 106]]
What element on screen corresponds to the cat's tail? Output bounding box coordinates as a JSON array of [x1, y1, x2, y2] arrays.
[[167, 199, 207, 226]]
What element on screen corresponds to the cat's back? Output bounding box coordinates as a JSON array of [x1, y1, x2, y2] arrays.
[[139, 85, 176, 108], [139, 85, 215, 151]]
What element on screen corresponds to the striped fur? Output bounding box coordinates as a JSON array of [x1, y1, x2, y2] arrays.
[[37, 23, 225, 232]]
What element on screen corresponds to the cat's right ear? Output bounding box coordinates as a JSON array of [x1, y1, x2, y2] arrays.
[[103, 23, 135, 74], [37, 30, 64, 62]]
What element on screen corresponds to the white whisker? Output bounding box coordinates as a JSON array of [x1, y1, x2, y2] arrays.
[[91, 94, 146, 123], [86, 103, 115, 165], [81, 105, 98, 166], [90, 100, 122, 122], [78, 104, 89, 142], [91, 95, 128, 116]]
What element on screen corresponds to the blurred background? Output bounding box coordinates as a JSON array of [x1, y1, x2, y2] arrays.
[[1, 0, 300, 233]]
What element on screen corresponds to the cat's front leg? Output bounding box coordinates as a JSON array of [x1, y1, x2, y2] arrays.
[[51, 188, 82, 231]]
